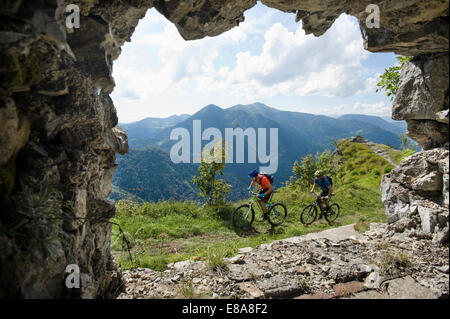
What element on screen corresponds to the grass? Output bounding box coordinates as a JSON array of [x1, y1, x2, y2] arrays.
[[178, 281, 197, 299], [354, 219, 371, 234], [205, 247, 227, 271], [377, 250, 413, 276], [112, 139, 389, 271]]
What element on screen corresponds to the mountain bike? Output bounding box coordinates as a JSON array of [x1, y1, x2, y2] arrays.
[[232, 190, 287, 230], [300, 193, 340, 225]]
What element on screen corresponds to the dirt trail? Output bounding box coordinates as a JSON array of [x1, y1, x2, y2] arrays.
[[366, 141, 398, 167], [278, 223, 363, 244]]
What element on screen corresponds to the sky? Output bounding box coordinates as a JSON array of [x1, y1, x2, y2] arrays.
[[111, 2, 398, 123]]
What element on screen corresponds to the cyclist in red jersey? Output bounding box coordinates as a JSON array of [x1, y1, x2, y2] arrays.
[[248, 169, 275, 221]]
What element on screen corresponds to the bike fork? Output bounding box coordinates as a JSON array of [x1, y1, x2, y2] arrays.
[[244, 205, 252, 219]]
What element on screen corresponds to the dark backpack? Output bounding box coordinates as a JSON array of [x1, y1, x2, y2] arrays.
[[261, 173, 274, 184], [325, 175, 333, 186]]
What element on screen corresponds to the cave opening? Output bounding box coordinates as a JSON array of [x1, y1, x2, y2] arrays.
[[108, 3, 409, 272], [0, 0, 447, 299]]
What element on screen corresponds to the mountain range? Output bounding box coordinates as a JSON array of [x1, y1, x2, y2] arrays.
[[112, 103, 407, 202]]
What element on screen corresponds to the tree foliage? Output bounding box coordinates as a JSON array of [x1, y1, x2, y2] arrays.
[[290, 149, 337, 191], [398, 133, 417, 158], [376, 55, 412, 101], [191, 139, 231, 206]]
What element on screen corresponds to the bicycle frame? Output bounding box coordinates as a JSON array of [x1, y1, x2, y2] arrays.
[[311, 193, 334, 213], [300, 193, 338, 225], [246, 190, 274, 217]]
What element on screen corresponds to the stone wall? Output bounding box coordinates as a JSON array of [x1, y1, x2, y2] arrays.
[[0, 0, 448, 298]]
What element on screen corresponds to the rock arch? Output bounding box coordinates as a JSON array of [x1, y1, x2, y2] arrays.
[[0, 0, 448, 298]]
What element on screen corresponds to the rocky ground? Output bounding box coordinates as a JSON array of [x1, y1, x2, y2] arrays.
[[117, 223, 449, 299]]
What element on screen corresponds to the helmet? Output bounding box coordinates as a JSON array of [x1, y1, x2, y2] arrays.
[[314, 170, 322, 177], [248, 169, 259, 178]]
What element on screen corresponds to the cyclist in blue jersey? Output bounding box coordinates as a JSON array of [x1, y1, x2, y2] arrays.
[[310, 170, 333, 219]]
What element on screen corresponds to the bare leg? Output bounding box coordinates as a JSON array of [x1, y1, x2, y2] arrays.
[[258, 200, 268, 214], [320, 198, 330, 210]]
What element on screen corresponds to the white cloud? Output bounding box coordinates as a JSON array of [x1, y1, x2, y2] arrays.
[[352, 101, 391, 115], [203, 14, 373, 100], [111, 6, 390, 122]]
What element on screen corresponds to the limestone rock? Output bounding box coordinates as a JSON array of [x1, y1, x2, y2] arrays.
[[392, 54, 449, 149], [236, 282, 264, 298], [260, 0, 449, 55], [393, 55, 448, 122], [363, 272, 383, 290], [381, 147, 449, 233], [406, 119, 449, 150], [154, 0, 257, 40]]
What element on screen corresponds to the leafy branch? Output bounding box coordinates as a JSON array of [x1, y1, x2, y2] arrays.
[[376, 55, 412, 101]]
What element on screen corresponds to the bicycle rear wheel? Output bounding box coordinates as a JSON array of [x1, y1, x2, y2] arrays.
[[267, 203, 287, 226], [300, 204, 317, 225], [325, 203, 340, 223], [232, 204, 255, 230]]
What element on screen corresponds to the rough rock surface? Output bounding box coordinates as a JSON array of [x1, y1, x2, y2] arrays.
[[381, 146, 449, 245], [393, 54, 449, 150], [260, 0, 449, 55], [0, 0, 448, 298], [117, 223, 449, 299]]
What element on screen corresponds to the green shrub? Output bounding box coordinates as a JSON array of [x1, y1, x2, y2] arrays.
[[354, 220, 370, 233], [291, 149, 337, 190], [384, 166, 393, 174]]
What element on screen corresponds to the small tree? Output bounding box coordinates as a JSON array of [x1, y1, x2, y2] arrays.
[[191, 139, 231, 206], [291, 150, 337, 191], [399, 133, 417, 158], [376, 55, 412, 101]]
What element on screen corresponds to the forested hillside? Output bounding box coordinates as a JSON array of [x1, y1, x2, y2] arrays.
[[112, 103, 408, 203]]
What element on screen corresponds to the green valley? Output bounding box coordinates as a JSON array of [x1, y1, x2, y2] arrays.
[[112, 103, 411, 203]]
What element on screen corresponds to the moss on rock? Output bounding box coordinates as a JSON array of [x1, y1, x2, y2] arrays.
[[0, 53, 40, 90]]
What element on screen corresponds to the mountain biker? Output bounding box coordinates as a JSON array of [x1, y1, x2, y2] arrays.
[[248, 169, 274, 222], [310, 170, 332, 219]]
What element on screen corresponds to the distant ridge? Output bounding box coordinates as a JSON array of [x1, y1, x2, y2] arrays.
[[113, 102, 409, 202]]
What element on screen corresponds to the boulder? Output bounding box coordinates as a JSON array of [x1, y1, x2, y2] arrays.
[[393, 54, 448, 123], [381, 147, 449, 235]]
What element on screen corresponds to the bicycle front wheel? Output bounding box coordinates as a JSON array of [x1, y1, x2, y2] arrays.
[[267, 203, 287, 226], [300, 204, 317, 225], [232, 204, 255, 230], [325, 203, 340, 223]]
